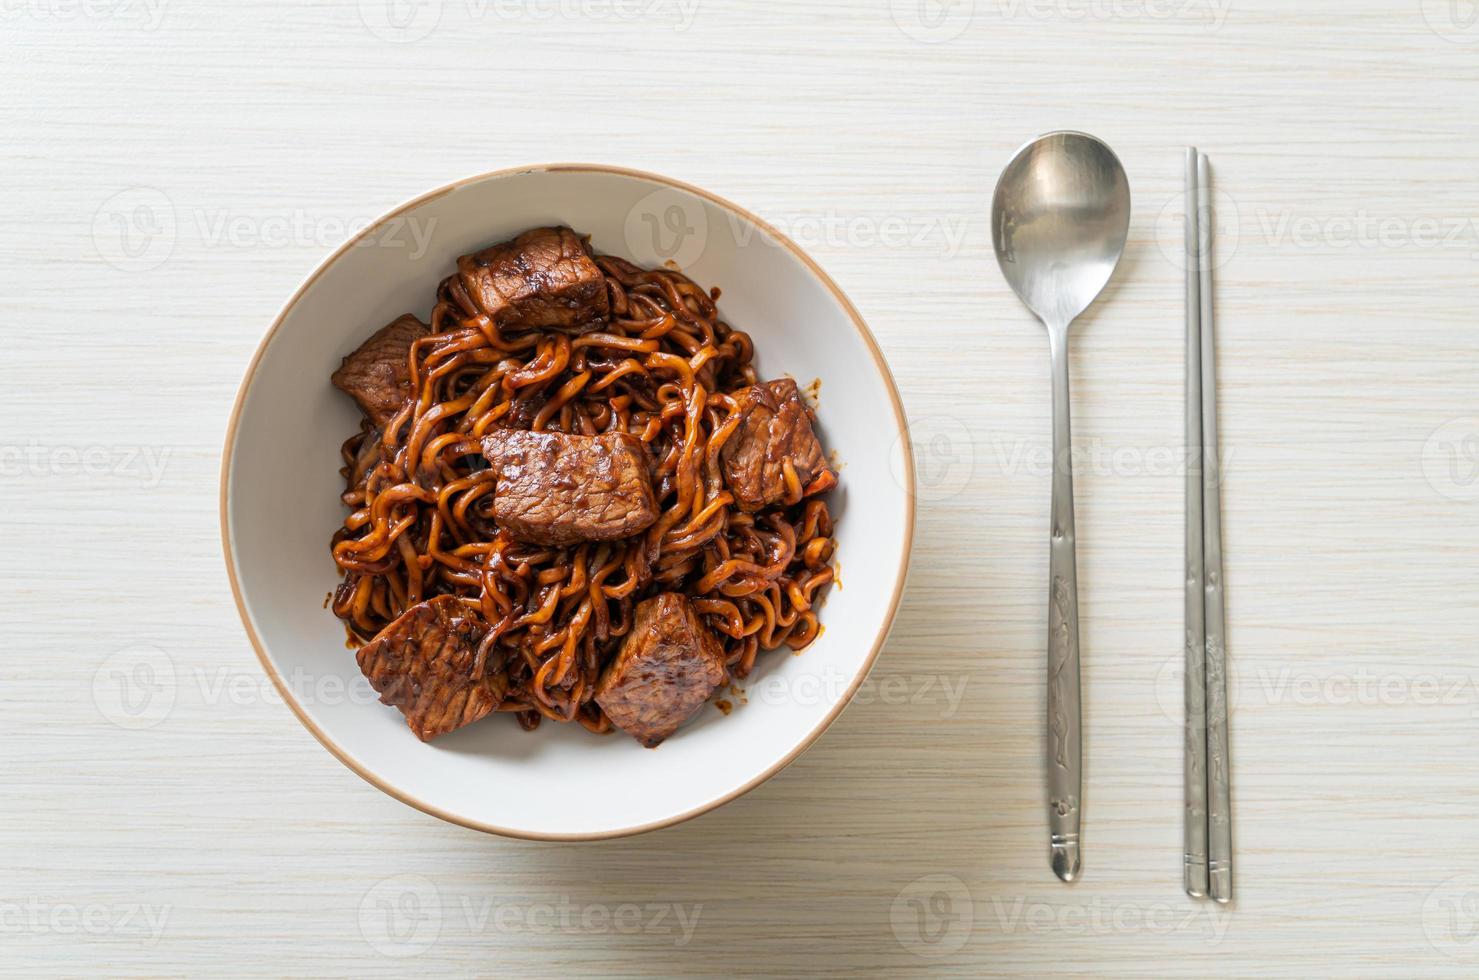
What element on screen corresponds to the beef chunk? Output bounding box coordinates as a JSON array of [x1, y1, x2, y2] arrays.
[[480, 429, 658, 546], [453, 226, 609, 333], [720, 378, 831, 511], [595, 593, 727, 747], [356, 595, 507, 741], [330, 314, 429, 427]]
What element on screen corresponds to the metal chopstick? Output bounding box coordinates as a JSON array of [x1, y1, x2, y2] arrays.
[[1183, 148, 1210, 900], [1197, 151, 1233, 904]]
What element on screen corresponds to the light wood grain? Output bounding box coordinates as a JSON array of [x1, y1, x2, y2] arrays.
[[5, 1, 1479, 975]]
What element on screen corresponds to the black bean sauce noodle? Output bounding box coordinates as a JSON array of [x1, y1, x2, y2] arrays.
[[330, 252, 836, 735]]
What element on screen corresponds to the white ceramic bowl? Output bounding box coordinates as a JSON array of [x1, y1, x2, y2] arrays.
[[221, 165, 914, 839]]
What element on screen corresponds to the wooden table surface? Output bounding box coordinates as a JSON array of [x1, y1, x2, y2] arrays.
[[5, 2, 1479, 976]]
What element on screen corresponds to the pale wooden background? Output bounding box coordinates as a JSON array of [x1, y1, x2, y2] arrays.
[[5, 1, 1479, 976]]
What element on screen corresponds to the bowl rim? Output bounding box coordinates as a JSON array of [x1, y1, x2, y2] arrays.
[[219, 162, 916, 840]]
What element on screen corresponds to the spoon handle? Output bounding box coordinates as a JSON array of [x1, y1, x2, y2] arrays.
[[1046, 327, 1083, 883]]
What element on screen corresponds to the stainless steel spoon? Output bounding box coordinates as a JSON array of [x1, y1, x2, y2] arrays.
[[991, 131, 1131, 883]]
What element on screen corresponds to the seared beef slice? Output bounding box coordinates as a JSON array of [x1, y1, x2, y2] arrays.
[[356, 595, 507, 741], [595, 592, 726, 747], [454, 226, 609, 333], [331, 314, 430, 427], [720, 378, 831, 511], [480, 429, 658, 546]]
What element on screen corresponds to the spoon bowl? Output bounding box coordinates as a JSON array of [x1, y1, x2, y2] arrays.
[[992, 132, 1131, 330]]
